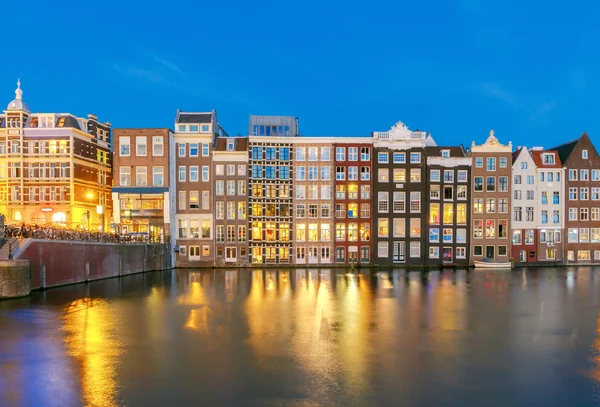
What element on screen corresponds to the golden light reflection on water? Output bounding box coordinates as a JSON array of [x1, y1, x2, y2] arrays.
[[180, 273, 210, 332], [62, 298, 123, 407]]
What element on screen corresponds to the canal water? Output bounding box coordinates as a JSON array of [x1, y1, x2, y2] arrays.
[[1, 268, 600, 406]]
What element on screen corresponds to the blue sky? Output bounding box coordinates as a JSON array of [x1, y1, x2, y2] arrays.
[[2, 0, 599, 147]]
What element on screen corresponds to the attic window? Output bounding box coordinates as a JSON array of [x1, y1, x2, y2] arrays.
[[441, 150, 450, 158], [57, 117, 66, 127], [227, 140, 235, 151], [29, 118, 38, 128], [583, 150, 588, 159], [543, 154, 555, 164]]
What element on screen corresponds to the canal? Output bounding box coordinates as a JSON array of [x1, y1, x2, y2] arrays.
[[1, 268, 600, 406]]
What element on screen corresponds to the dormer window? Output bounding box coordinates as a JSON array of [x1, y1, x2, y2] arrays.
[[178, 125, 186, 132], [29, 117, 38, 128], [227, 140, 235, 151], [189, 125, 199, 132], [57, 117, 65, 127], [543, 153, 555, 164], [583, 150, 588, 159], [441, 150, 450, 158], [201, 125, 209, 132]]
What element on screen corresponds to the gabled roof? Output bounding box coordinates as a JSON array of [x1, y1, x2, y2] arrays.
[[177, 112, 212, 124], [512, 148, 524, 164], [551, 138, 580, 164], [425, 146, 467, 157], [530, 149, 562, 168]]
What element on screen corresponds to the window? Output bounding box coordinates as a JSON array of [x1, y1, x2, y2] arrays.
[[443, 228, 453, 243], [189, 166, 199, 182], [583, 149, 589, 159], [514, 207, 522, 222], [152, 136, 163, 156], [486, 157, 496, 171], [135, 136, 147, 156], [473, 198, 483, 214], [526, 175, 534, 185], [430, 170, 440, 182], [430, 203, 440, 224], [443, 204, 453, 224], [308, 166, 318, 180], [378, 168, 389, 182], [521, 162, 528, 169], [569, 169, 577, 181], [485, 220, 495, 238], [393, 169, 406, 182], [336, 224, 346, 241], [580, 228, 590, 243], [410, 218, 420, 237], [226, 180, 235, 196], [153, 166, 164, 186], [430, 185, 440, 200], [457, 170, 468, 182], [526, 206, 534, 222], [378, 152, 389, 163], [541, 210, 548, 224], [393, 218, 405, 238], [360, 166, 370, 180], [188, 143, 199, 157], [308, 147, 319, 161], [348, 166, 358, 180], [321, 224, 331, 241], [475, 157, 483, 168], [514, 175, 522, 184], [296, 185, 306, 199], [215, 181, 224, 196], [360, 147, 370, 161], [474, 176, 483, 192], [336, 147, 345, 161], [336, 204, 346, 218], [569, 208, 577, 221], [120, 167, 131, 186], [429, 247, 439, 259], [499, 177, 508, 192], [581, 187, 589, 200], [444, 170, 454, 183], [178, 219, 188, 238], [486, 177, 496, 192], [348, 147, 358, 161], [593, 170, 600, 181], [321, 185, 331, 200], [410, 192, 421, 213], [136, 166, 147, 186], [473, 246, 483, 256], [410, 242, 420, 258], [378, 242, 388, 258], [410, 169, 421, 182], [336, 166, 346, 180], [569, 188, 578, 200], [444, 186, 453, 201], [120, 137, 130, 156], [378, 192, 389, 213], [178, 191, 187, 210], [552, 192, 560, 204], [393, 152, 405, 163], [202, 144, 209, 156], [496, 198, 507, 213], [321, 166, 331, 180], [581, 207, 589, 221], [308, 204, 319, 218], [238, 181, 247, 196], [322, 147, 331, 161], [456, 204, 467, 225], [568, 228, 578, 243], [361, 186, 371, 200]]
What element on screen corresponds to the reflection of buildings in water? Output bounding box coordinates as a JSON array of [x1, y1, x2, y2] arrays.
[[225, 270, 237, 304], [179, 273, 222, 333], [62, 298, 123, 407]]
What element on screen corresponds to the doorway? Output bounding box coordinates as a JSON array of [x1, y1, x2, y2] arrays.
[[486, 245, 495, 259]]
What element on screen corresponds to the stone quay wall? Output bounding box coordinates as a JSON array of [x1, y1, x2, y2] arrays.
[[15, 240, 171, 290], [0, 260, 31, 299]]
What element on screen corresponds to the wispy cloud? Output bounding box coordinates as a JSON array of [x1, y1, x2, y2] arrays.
[[150, 53, 187, 78], [109, 62, 165, 84], [477, 82, 518, 106]]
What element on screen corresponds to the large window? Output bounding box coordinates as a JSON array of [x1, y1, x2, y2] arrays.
[[309, 147, 319, 161], [120, 167, 131, 186], [136, 136, 147, 156], [152, 136, 163, 156], [120, 137, 130, 156], [152, 166, 163, 186], [410, 192, 421, 213], [136, 166, 147, 186], [430, 203, 440, 224]]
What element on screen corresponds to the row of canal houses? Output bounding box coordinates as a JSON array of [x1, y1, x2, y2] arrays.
[[112, 112, 600, 268]]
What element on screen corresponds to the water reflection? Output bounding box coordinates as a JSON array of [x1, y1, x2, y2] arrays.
[[2, 268, 600, 406], [62, 298, 123, 407]]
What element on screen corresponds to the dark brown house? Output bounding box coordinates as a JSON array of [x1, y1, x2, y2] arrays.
[[553, 132, 600, 263]]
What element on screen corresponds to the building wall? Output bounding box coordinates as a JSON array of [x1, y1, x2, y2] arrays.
[[214, 152, 248, 267], [333, 141, 373, 264], [248, 137, 294, 264], [511, 149, 538, 262], [470, 134, 512, 264], [425, 155, 471, 266], [293, 141, 334, 264], [112, 128, 172, 237], [563, 135, 600, 263], [173, 132, 214, 266], [535, 160, 565, 262]]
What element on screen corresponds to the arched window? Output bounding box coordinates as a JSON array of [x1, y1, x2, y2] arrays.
[[51, 212, 67, 225]]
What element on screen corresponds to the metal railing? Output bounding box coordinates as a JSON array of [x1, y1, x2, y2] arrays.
[[3, 225, 167, 244]]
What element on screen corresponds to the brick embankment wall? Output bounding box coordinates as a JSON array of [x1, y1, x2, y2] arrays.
[[0, 260, 31, 299], [15, 240, 171, 290]]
